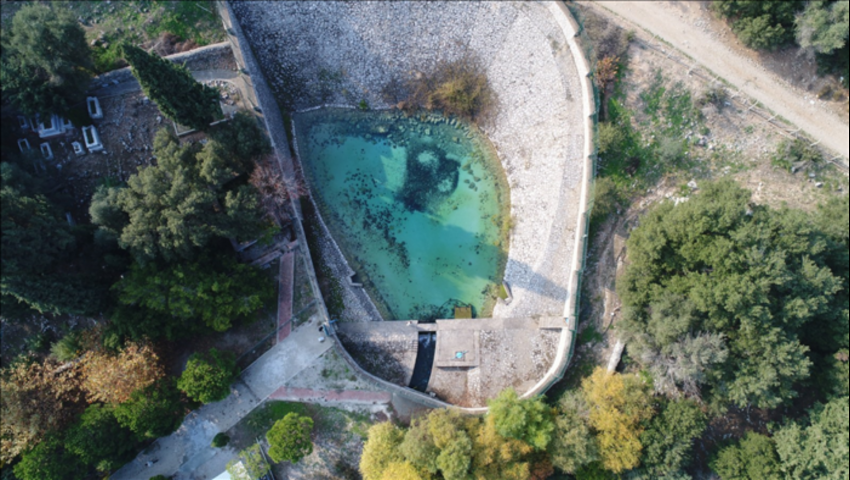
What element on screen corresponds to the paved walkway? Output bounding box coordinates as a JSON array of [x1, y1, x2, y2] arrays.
[[111, 324, 333, 480], [276, 251, 295, 344], [269, 386, 392, 405]]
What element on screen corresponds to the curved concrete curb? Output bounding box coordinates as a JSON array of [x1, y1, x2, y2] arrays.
[[220, 0, 595, 413], [516, 1, 596, 401]]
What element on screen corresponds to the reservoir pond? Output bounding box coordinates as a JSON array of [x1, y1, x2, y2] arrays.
[[294, 109, 510, 320]]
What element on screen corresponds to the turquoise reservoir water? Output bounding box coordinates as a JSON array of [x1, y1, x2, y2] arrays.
[[294, 109, 510, 321]]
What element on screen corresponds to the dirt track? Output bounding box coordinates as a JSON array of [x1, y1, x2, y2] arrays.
[[587, 1, 849, 162]]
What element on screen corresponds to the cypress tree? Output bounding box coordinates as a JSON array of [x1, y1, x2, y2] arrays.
[[121, 44, 222, 131]]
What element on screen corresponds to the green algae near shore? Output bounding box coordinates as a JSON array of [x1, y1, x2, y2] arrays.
[[294, 108, 510, 321]]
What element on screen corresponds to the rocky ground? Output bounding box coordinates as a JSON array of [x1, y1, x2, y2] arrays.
[[232, 0, 588, 321]]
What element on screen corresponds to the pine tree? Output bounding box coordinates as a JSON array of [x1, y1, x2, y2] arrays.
[[102, 130, 265, 262], [0, 3, 92, 116], [122, 44, 222, 131]]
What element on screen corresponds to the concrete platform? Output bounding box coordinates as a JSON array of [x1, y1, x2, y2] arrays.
[[337, 317, 565, 408]]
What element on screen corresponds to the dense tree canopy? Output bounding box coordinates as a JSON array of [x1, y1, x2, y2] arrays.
[[1, 164, 74, 275], [713, 1, 803, 50], [93, 130, 266, 263], [177, 348, 238, 404], [1, 163, 75, 314], [361, 399, 553, 480], [380, 462, 425, 480], [1, 162, 110, 316], [207, 111, 272, 164], [581, 368, 653, 474], [360, 422, 405, 480], [122, 44, 221, 131], [710, 395, 848, 479], [266, 412, 314, 464], [774, 395, 849, 480], [111, 252, 273, 340], [618, 181, 848, 409], [712, 432, 782, 480], [549, 392, 598, 475], [12, 436, 85, 480], [639, 400, 706, 477], [714, 0, 848, 85], [488, 388, 555, 451], [0, 3, 92, 116], [63, 404, 137, 473], [89, 184, 127, 243], [796, 0, 850, 55], [112, 379, 184, 439]]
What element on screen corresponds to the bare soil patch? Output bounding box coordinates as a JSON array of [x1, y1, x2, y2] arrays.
[[588, 1, 849, 161]]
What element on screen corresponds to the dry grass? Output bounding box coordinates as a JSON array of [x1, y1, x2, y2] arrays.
[[402, 57, 496, 125]]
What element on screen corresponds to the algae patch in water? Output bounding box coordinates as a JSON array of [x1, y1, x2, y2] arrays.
[[294, 108, 510, 321]]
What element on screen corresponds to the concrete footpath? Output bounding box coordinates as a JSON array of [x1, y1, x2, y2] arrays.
[[110, 324, 333, 480]]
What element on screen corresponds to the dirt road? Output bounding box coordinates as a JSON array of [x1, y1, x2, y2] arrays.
[[587, 1, 849, 162]]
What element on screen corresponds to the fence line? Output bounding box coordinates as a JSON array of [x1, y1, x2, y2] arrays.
[[630, 31, 848, 171]]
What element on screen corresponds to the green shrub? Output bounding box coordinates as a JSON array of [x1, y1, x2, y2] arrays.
[[772, 138, 822, 172], [177, 348, 238, 404], [50, 331, 81, 362], [64, 404, 137, 472], [597, 122, 625, 155], [697, 85, 729, 109], [212, 433, 230, 448], [711, 432, 782, 480], [227, 445, 269, 480], [657, 135, 686, 165], [266, 413, 314, 463], [712, 1, 802, 51], [589, 176, 622, 227], [113, 380, 184, 439]]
